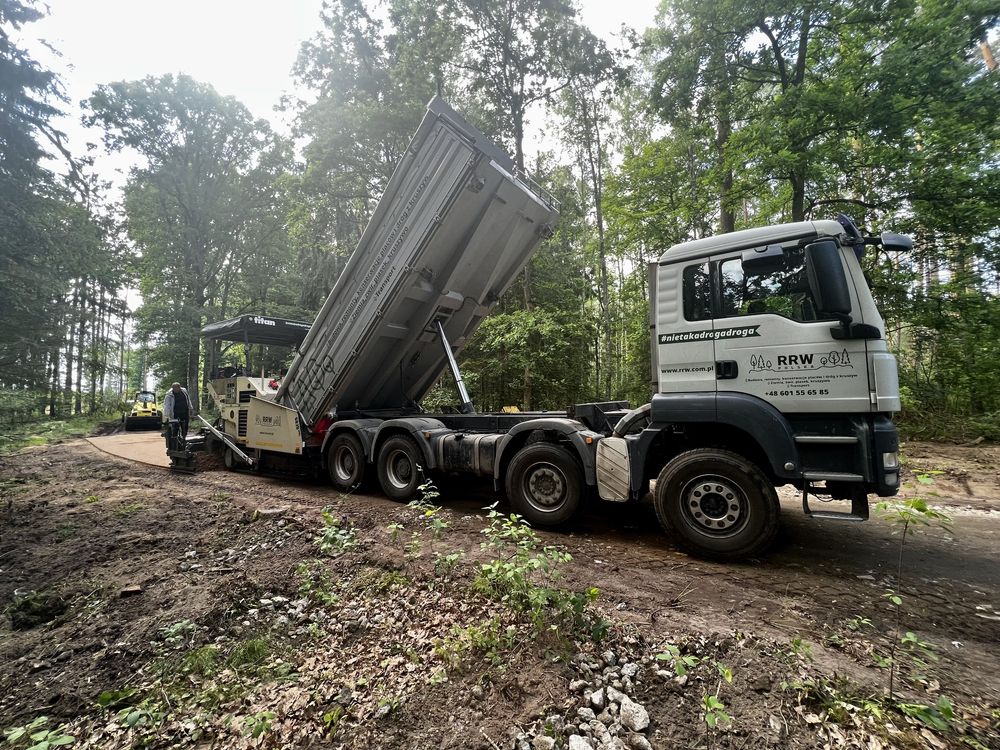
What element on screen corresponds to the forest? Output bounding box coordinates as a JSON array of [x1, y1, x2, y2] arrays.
[[1, 0, 998, 441]]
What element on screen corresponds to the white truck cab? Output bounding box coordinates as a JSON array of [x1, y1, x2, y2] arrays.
[[599, 218, 905, 558]]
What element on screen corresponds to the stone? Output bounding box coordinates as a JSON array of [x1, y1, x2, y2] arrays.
[[606, 687, 627, 705], [570, 679, 589, 693], [590, 687, 606, 711], [752, 675, 772, 693], [254, 506, 290, 518], [596, 710, 613, 724], [577, 707, 597, 722], [602, 650, 618, 667], [619, 696, 649, 732], [626, 733, 654, 750], [471, 685, 485, 700], [119, 585, 142, 597], [621, 662, 639, 678], [532, 737, 556, 750], [568, 735, 593, 750]]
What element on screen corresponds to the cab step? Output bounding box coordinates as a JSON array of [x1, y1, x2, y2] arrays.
[[801, 483, 869, 522]]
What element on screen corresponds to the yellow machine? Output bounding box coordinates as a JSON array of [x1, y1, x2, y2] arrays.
[[123, 390, 161, 431]]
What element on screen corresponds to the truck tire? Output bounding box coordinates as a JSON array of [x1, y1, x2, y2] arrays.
[[377, 435, 423, 502], [505, 443, 582, 527], [654, 448, 779, 560], [328, 433, 366, 493]]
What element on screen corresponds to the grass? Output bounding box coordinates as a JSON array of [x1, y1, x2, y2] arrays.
[[0, 412, 117, 454]]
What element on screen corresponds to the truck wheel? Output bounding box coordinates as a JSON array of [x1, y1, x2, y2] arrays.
[[328, 433, 366, 492], [506, 443, 582, 527], [223, 447, 238, 471], [654, 449, 779, 560], [377, 435, 423, 502]]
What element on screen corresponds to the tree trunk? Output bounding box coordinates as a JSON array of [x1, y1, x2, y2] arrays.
[[74, 281, 87, 415], [790, 168, 806, 222]]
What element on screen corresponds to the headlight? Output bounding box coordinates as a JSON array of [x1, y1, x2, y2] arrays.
[[882, 452, 899, 469]]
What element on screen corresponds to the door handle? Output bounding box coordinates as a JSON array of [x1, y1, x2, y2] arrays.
[[715, 360, 739, 379]]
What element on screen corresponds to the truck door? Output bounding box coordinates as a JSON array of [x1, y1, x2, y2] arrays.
[[654, 261, 718, 396], [711, 244, 871, 414]]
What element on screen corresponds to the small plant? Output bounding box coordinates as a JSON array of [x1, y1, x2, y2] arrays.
[[3, 717, 75, 749], [789, 637, 813, 660], [242, 710, 275, 740], [114, 502, 145, 517], [85, 494, 99, 504], [116, 703, 162, 731], [322, 706, 344, 736], [655, 644, 700, 677], [876, 489, 951, 700], [433, 617, 518, 673], [181, 645, 220, 676], [160, 619, 196, 647], [227, 637, 271, 669], [296, 560, 339, 605], [386, 522, 404, 543], [702, 694, 731, 729], [314, 507, 358, 555], [210, 492, 232, 503], [473, 505, 605, 640], [898, 696, 954, 731], [844, 616, 872, 631], [404, 530, 422, 558], [434, 551, 464, 577]]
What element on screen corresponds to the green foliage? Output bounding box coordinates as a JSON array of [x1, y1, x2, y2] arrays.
[[242, 710, 276, 739], [2, 716, 74, 749], [433, 616, 518, 673], [296, 560, 339, 605], [314, 507, 358, 555], [0, 412, 115, 455], [702, 694, 731, 729], [474, 505, 605, 640], [655, 644, 700, 677], [898, 696, 955, 732]]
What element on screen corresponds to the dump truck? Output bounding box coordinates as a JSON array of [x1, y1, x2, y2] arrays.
[[175, 97, 906, 559]]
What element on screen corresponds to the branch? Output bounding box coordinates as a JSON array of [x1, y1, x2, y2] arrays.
[[757, 19, 789, 91]]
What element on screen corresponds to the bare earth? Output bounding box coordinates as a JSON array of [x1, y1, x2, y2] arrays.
[[0, 437, 997, 748]]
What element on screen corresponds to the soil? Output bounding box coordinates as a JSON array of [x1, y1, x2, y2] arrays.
[[0, 438, 997, 749]]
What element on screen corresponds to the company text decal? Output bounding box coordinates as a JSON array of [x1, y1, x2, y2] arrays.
[[749, 348, 852, 373], [659, 325, 760, 345]]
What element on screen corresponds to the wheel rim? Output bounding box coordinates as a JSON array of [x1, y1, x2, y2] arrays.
[[679, 474, 747, 536], [385, 448, 414, 490], [521, 462, 568, 513], [333, 444, 357, 483]]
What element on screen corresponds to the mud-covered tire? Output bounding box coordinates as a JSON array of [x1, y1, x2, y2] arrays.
[[377, 435, 423, 502], [327, 433, 367, 493], [654, 449, 779, 560], [505, 443, 583, 527], [223, 446, 238, 471]]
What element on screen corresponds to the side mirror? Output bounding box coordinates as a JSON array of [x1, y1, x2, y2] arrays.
[[805, 240, 852, 316], [741, 244, 786, 275], [880, 232, 912, 252]]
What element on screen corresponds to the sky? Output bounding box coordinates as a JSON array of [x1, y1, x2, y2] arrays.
[[17, 0, 662, 183]]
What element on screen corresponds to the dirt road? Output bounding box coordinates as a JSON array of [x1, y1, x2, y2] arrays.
[[1, 438, 997, 748]]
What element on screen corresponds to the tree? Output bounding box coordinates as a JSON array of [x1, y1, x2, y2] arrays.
[[87, 74, 293, 405]]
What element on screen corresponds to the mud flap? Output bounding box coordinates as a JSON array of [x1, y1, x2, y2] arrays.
[[596, 437, 630, 502]]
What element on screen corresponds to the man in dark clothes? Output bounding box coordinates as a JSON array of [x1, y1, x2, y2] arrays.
[[163, 382, 193, 451]]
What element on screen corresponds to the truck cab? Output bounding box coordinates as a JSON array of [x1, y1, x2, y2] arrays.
[[599, 219, 905, 558]]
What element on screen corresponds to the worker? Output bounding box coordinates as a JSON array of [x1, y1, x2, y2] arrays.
[[163, 382, 193, 451]]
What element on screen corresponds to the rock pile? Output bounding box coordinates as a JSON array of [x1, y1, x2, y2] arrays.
[[511, 649, 656, 750]]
